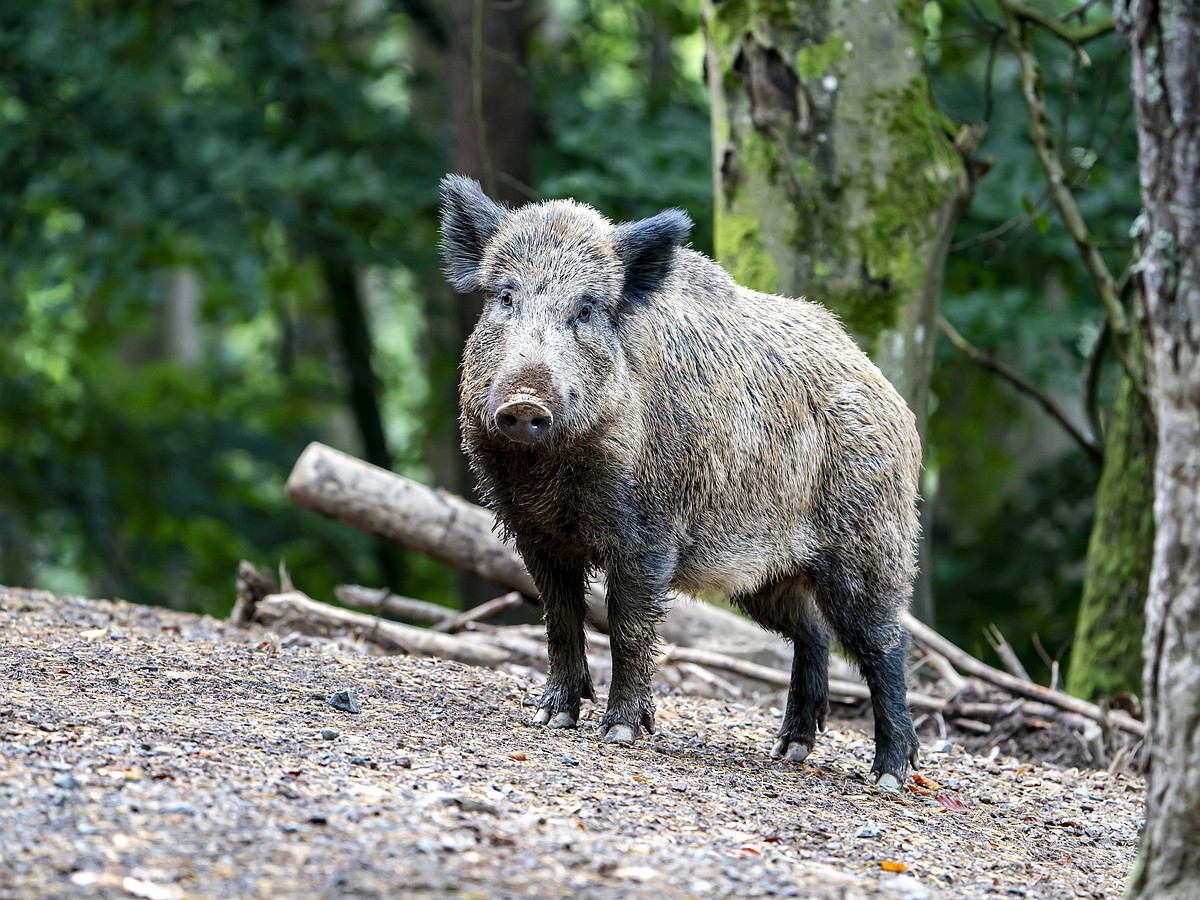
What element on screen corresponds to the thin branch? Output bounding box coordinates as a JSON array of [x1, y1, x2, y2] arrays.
[[985, 624, 1032, 681], [431, 591, 526, 633], [998, 0, 1144, 394], [938, 315, 1103, 465], [1004, 0, 1115, 45]]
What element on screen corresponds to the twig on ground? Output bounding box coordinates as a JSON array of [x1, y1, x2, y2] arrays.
[[985, 624, 1032, 681]]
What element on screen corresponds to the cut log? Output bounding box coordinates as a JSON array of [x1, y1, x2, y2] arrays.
[[287, 442, 793, 669]]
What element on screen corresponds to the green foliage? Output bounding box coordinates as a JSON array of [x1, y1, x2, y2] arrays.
[[0, 0, 449, 613], [0, 0, 714, 616], [926, 0, 1141, 676], [532, 0, 714, 252]]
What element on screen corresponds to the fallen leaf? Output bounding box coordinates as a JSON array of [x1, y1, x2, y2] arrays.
[[881, 860, 908, 873], [734, 846, 762, 858], [935, 794, 968, 812], [507, 752, 526, 761], [912, 772, 941, 789]]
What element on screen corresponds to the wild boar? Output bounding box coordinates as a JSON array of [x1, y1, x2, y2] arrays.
[[440, 175, 921, 785]]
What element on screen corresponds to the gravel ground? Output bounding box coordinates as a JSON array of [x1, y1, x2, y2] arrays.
[[0, 586, 1143, 899]]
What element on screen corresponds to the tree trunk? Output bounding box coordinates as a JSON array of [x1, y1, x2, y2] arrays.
[[1067, 371, 1155, 701], [1118, 0, 1200, 895], [322, 258, 403, 588], [701, 0, 970, 624], [443, 0, 535, 610]]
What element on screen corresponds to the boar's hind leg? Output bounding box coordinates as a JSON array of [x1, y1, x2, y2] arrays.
[[806, 554, 919, 786], [524, 549, 594, 729], [735, 584, 830, 765], [600, 554, 670, 745], [773, 598, 831, 765]]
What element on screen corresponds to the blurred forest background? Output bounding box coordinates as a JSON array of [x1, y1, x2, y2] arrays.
[[0, 1, 1142, 695]]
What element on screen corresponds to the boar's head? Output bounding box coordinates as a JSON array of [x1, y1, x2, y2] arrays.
[[440, 175, 691, 449]]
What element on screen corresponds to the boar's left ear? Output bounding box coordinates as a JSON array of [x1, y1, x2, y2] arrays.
[[614, 209, 692, 304], [440, 175, 506, 292]]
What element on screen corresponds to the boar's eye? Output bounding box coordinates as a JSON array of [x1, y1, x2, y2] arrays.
[[575, 303, 593, 325], [498, 289, 514, 309]]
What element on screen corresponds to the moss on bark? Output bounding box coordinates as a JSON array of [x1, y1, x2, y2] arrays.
[[1066, 373, 1155, 701]]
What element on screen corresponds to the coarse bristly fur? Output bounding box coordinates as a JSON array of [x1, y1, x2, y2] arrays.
[[440, 174, 922, 784]]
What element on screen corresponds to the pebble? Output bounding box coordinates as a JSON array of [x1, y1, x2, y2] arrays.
[[561, 754, 580, 767], [52, 774, 81, 791], [321, 728, 341, 740], [328, 691, 361, 714], [854, 821, 883, 839]]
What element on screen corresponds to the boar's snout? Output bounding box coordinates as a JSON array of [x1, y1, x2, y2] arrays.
[[494, 395, 555, 445]]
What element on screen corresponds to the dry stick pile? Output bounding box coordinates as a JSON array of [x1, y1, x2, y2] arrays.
[[235, 441, 1144, 772]]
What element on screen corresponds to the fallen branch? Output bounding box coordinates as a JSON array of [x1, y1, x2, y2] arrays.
[[253, 590, 512, 669], [283, 444, 1144, 741], [902, 611, 1144, 737], [985, 623, 1032, 682], [335, 584, 454, 625], [432, 592, 526, 633], [287, 442, 792, 667], [287, 442, 541, 602]]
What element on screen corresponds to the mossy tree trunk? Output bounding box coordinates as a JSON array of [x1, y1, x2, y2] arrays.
[[1067, 370, 1155, 701], [702, 0, 970, 624]]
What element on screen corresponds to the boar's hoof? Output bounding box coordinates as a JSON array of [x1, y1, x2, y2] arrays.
[[871, 772, 902, 793], [602, 724, 635, 745], [770, 737, 811, 763], [533, 708, 577, 729], [495, 397, 553, 445]]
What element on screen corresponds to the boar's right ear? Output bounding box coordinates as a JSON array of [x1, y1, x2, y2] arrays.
[[614, 209, 693, 304], [440, 175, 505, 292]]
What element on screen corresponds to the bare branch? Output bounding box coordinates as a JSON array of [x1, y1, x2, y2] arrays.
[[999, 0, 1145, 394], [985, 624, 1033, 681], [431, 591, 527, 633], [1004, 0, 1115, 45], [938, 315, 1103, 464]]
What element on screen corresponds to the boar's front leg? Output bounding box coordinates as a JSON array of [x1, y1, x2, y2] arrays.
[[522, 546, 594, 729], [600, 551, 671, 744]]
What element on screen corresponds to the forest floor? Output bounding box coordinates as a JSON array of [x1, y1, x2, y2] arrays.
[[1, 586, 1143, 899]]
